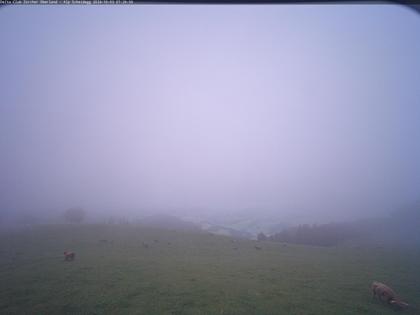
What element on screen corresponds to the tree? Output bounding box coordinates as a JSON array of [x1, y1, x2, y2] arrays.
[[64, 207, 86, 224], [257, 232, 268, 241]]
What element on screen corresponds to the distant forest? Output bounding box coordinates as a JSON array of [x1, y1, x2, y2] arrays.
[[259, 203, 420, 247]]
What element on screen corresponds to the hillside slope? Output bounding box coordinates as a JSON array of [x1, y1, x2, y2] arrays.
[[0, 225, 419, 315]]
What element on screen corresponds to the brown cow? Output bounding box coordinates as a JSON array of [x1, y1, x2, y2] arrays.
[[371, 281, 409, 310], [64, 251, 75, 261]]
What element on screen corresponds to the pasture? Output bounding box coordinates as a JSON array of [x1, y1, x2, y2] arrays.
[[0, 224, 419, 314]]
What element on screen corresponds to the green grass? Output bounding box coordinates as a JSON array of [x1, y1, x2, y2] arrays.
[[0, 224, 419, 315]]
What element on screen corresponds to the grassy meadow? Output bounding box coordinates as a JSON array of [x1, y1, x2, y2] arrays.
[[0, 224, 419, 315]]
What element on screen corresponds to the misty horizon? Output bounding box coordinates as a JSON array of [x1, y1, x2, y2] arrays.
[[1, 4, 420, 226]]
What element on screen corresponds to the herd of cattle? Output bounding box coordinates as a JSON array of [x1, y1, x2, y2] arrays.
[[62, 243, 411, 311]]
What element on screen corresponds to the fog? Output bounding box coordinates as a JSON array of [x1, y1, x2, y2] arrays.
[[1, 5, 420, 228]]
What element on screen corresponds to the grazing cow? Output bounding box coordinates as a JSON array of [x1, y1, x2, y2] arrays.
[[64, 251, 75, 261], [142, 242, 149, 248], [371, 281, 409, 310], [255, 246, 262, 250]]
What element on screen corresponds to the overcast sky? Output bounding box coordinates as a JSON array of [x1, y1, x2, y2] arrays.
[[1, 4, 419, 222]]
